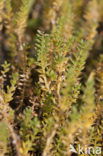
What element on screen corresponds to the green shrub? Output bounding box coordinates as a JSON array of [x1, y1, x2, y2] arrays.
[[0, 0, 103, 155]]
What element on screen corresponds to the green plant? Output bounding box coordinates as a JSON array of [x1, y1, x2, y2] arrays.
[[0, 0, 103, 156]]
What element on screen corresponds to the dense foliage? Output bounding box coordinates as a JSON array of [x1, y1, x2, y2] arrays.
[[0, 0, 103, 155]]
